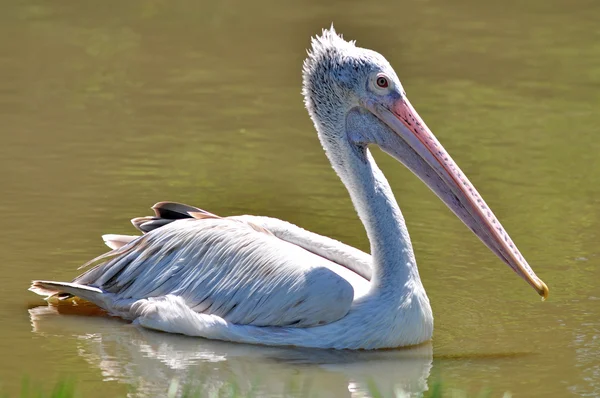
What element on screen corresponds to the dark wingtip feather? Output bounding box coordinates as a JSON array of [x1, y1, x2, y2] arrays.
[[131, 216, 173, 233], [152, 201, 204, 219], [129, 202, 221, 233]]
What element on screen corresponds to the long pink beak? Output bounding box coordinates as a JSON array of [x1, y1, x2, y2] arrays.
[[368, 96, 549, 298]]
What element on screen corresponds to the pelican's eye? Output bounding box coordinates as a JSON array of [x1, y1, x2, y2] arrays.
[[376, 76, 389, 88]]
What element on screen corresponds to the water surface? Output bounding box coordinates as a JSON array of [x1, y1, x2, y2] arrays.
[[1, 0, 600, 396]]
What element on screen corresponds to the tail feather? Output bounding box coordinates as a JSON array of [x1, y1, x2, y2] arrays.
[[30, 280, 105, 304]]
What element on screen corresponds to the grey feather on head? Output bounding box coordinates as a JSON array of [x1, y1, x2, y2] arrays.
[[301, 25, 399, 141]]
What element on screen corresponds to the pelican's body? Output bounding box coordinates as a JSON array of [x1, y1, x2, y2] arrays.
[[31, 28, 548, 350]]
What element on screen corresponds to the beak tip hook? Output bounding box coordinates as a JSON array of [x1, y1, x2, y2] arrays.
[[538, 279, 549, 301]]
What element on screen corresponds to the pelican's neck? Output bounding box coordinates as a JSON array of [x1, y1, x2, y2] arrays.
[[319, 129, 422, 294]]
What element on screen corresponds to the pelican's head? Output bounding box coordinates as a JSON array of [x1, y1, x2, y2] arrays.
[[302, 27, 403, 141], [302, 26, 549, 298]]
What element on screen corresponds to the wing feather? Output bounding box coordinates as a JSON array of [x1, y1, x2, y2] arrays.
[[75, 217, 361, 327], [230, 215, 373, 280]]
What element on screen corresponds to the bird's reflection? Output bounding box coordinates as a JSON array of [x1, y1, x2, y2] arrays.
[[30, 305, 433, 397]]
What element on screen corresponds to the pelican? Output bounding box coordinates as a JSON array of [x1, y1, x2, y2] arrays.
[[30, 27, 548, 350]]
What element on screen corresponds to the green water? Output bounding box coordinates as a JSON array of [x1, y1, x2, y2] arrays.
[[1, 0, 599, 396]]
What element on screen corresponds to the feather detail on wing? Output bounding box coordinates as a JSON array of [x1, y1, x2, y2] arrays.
[[72, 217, 359, 327], [230, 215, 373, 281], [131, 202, 273, 237], [131, 202, 371, 279]]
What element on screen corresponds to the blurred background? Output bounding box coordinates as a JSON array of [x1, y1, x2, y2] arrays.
[[1, 0, 599, 396]]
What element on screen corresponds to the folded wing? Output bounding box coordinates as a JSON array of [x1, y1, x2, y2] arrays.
[[69, 216, 361, 327]]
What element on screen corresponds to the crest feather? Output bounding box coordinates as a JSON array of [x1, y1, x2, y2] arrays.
[[303, 25, 355, 77]]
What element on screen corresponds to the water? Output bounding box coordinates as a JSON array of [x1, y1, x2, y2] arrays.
[[1, 0, 600, 396]]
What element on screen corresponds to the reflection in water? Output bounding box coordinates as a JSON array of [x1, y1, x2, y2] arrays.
[[29, 306, 433, 397]]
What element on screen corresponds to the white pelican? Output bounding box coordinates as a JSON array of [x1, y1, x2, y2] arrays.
[[30, 27, 548, 350]]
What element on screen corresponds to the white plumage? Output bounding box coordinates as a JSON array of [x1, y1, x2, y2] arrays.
[[78, 218, 363, 327], [30, 26, 547, 350]]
